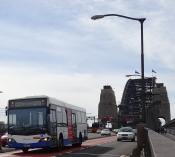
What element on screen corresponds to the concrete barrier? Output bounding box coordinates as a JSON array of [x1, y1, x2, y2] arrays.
[[148, 130, 175, 157], [136, 127, 175, 157]]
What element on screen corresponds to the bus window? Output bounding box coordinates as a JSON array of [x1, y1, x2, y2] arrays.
[[50, 110, 57, 136], [62, 109, 67, 125], [72, 113, 76, 126], [81, 112, 86, 123], [72, 113, 77, 138], [38, 112, 44, 125], [56, 110, 62, 123], [76, 112, 81, 123]]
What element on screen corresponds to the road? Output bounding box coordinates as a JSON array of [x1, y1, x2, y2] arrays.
[[0, 135, 136, 157]]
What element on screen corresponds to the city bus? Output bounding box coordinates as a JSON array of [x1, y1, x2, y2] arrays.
[[7, 96, 87, 152]]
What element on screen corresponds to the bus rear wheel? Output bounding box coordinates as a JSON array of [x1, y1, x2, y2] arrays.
[[78, 133, 82, 146], [22, 148, 29, 153], [58, 136, 64, 151], [72, 133, 83, 147]]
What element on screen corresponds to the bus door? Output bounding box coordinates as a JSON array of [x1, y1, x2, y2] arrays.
[[66, 109, 73, 140], [72, 113, 77, 138], [50, 109, 57, 138]]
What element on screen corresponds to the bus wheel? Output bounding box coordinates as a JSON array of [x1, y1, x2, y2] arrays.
[[58, 136, 64, 151], [22, 148, 29, 153], [78, 133, 82, 146]]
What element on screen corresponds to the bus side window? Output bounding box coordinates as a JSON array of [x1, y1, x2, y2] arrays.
[[76, 112, 81, 123], [81, 112, 86, 123], [72, 113, 76, 126], [56, 111, 62, 124], [62, 109, 67, 126]]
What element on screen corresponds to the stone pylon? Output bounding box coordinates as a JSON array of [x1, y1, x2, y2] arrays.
[[147, 83, 171, 130], [98, 85, 118, 128]]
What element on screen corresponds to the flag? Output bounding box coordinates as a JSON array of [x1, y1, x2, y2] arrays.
[[152, 69, 156, 73], [135, 70, 140, 74]]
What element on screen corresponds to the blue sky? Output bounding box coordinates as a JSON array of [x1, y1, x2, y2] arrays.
[[0, 0, 175, 122]]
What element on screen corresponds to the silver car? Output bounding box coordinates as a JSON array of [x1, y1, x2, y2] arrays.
[[101, 128, 111, 136], [117, 127, 135, 141]]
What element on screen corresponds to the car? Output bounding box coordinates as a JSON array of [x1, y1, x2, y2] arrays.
[[133, 128, 137, 135], [113, 129, 119, 134], [96, 129, 102, 134], [101, 128, 111, 136], [0, 132, 8, 147], [117, 127, 135, 142]]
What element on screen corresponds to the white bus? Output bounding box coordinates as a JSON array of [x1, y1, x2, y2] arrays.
[[7, 96, 87, 152]]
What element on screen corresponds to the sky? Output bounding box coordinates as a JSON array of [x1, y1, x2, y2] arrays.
[[0, 0, 175, 122]]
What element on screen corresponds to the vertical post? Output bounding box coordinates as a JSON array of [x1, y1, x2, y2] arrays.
[[140, 19, 145, 122]]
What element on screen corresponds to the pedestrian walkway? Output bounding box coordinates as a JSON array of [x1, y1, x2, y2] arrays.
[[164, 133, 175, 141]]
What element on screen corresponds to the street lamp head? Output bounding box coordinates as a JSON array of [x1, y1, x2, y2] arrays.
[[91, 15, 105, 20], [139, 18, 146, 23]]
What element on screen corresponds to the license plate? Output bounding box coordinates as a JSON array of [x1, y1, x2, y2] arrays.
[[122, 134, 128, 136], [24, 144, 30, 147]]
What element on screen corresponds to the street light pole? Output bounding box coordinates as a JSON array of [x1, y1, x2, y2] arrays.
[[140, 19, 146, 122], [91, 14, 146, 122]]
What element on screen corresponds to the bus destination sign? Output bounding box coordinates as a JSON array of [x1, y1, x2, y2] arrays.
[[9, 99, 46, 108]]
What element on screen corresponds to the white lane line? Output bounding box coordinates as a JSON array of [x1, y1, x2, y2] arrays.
[[66, 152, 121, 156]]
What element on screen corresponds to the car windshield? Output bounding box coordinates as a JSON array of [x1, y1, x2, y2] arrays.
[[8, 107, 47, 135], [119, 127, 133, 132]]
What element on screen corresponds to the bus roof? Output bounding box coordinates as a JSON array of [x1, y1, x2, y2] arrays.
[[9, 95, 86, 112]]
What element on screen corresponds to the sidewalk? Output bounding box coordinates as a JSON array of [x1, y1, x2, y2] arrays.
[[164, 133, 175, 141]]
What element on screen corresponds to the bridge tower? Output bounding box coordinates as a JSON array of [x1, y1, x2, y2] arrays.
[[98, 85, 118, 129]]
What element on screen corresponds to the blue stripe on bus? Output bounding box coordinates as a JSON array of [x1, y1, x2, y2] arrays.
[[63, 139, 72, 146], [8, 139, 74, 149], [8, 141, 55, 149]]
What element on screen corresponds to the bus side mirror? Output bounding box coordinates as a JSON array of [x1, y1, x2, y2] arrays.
[[5, 106, 8, 116]]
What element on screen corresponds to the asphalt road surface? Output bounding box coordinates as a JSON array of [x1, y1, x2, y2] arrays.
[[63, 137, 137, 157], [0, 136, 136, 157]]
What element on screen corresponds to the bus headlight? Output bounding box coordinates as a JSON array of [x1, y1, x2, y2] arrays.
[[8, 138, 16, 143], [39, 137, 50, 142]]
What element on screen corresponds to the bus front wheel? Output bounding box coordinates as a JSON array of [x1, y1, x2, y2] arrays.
[[22, 148, 29, 153]]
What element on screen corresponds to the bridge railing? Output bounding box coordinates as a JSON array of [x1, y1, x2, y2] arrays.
[[167, 128, 175, 135], [137, 125, 175, 157]]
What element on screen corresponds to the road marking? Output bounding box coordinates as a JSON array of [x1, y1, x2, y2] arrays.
[[66, 152, 121, 156]]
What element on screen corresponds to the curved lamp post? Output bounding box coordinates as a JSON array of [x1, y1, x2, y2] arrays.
[[91, 14, 146, 122]]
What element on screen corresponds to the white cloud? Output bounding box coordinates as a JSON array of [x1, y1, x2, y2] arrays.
[[0, 0, 175, 122], [0, 66, 127, 117]]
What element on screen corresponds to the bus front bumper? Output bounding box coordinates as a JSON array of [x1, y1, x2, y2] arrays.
[[8, 141, 55, 149]]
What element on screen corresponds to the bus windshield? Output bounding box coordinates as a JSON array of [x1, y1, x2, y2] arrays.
[[8, 107, 47, 135]]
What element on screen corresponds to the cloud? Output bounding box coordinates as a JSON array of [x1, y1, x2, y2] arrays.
[[0, 0, 175, 122], [0, 66, 127, 120]]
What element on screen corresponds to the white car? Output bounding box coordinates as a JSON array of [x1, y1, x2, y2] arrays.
[[117, 127, 135, 141], [101, 129, 111, 136], [96, 129, 102, 134], [113, 129, 119, 134]]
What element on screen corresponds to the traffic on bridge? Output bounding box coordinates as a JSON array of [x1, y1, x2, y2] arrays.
[[1, 1, 175, 157]]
